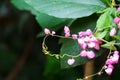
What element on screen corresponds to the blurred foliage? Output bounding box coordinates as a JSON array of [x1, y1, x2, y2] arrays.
[[0, 1, 84, 80]]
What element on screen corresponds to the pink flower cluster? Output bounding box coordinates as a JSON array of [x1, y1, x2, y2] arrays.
[[64, 26, 102, 65], [104, 51, 119, 75], [78, 29, 102, 59]]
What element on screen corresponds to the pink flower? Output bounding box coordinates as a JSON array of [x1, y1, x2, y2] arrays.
[[64, 26, 70, 33], [80, 50, 87, 57], [110, 28, 116, 36], [87, 42, 96, 48], [105, 67, 113, 75], [52, 31, 56, 35], [111, 54, 119, 64], [78, 38, 87, 50], [78, 31, 86, 37], [86, 51, 95, 59], [44, 28, 51, 35], [72, 34, 78, 39], [67, 58, 75, 66], [105, 64, 114, 75], [114, 50, 119, 55], [117, 7, 120, 12], [106, 59, 113, 64], [114, 17, 120, 24], [65, 32, 70, 37], [78, 38, 84, 44], [86, 29, 93, 36]]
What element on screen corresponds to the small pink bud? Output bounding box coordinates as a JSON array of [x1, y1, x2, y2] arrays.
[[110, 28, 116, 36], [103, 65, 108, 69], [52, 31, 56, 35], [64, 26, 70, 33], [78, 31, 86, 37], [72, 34, 78, 39], [86, 29, 92, 36], [78, 38, 87, 50], [65, 32, 70, 37], [87, 51, 95, 59], [105, 68, 113, 75], [80, 50, 87, 57], [44, 28, 51, 35], [67, 58, 75, 66], [117, 7, 120, 12], [106, 59, 113, 64], [87, 42, 96, 48], [114, 17, 120, 24], [78, 38, 84, 44], [108, 64, 114, 69], [84, 36, 90, 42], [114, 50, 119, 55], [81, 43, 87, 50], [111, 54, 119, 64]]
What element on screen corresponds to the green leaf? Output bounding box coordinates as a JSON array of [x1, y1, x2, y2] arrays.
[[25, 0, 106, 18], [60, 15, 106, 68], [101, 41, 117, 50], [36, 13, 75, 28], [11, 0, 37, 14], [95, 30, 108, 39], [113, 36, 120, 40], [96, 10, 113, 31], [11, 0, 73, 28]]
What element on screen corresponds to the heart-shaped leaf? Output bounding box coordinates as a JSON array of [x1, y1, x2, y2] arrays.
[[25, 0, 106, 18]]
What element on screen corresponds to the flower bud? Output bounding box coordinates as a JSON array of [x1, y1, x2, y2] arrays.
[[110, 28, 116, 36], [106, 59, 113, 65], [44, 28, 51, 35], [114, 50, 119, 55], [52, 31, 56, 35], [72, 34, 78, 39], [114, 17, 120, 24], [80, 50, 87, 57], [87, 42, 95, 48], [117, 7, 120, 12], [111, 54, 119, 64], [64, 26, 70, 33], [105, 67, 113, 75], [86, 29, 92, 36], [67, 58, 75, 65], [87, 51, 95, 59], [78, 31, 86, 37], [65, 32, 70, 37]]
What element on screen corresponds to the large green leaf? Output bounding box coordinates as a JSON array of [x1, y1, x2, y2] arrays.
[[25, 0, 106, 18], [60, 15, 106, 68], [36, 13, 74, 28], [11, 0, 72, 28]]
